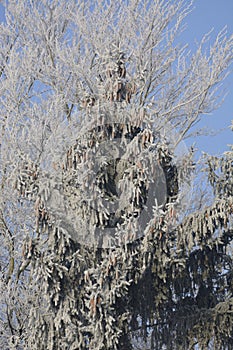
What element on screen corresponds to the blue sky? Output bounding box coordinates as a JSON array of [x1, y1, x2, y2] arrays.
[[0, 0, 232, 155], [178, 0, 233, 155]]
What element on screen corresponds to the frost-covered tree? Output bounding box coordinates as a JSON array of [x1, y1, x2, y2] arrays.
[[0, 1, 232, 349]]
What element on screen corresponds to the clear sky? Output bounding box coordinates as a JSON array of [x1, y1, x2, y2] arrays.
[[177, 0, 233, 155], [0, 0, 232, 156]]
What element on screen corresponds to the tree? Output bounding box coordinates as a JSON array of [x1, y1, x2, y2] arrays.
[[0, 1, 232, 349]]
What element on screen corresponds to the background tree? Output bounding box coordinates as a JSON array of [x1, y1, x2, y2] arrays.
[[0, 1, 232, 349]]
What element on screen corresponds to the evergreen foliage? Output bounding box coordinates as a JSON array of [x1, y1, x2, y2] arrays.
[[0, 1, 232, 349]]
